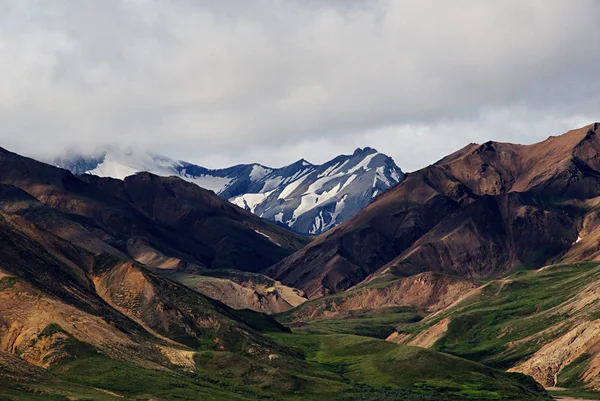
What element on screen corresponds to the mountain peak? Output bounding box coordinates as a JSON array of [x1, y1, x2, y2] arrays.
[[353, 147, 377, 156], [295, 158, 312, 166]]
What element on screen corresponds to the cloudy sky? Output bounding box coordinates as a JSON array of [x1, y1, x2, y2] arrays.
[[0, 0, 599, 171]]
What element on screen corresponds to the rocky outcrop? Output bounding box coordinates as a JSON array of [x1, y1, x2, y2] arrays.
[[182, 272, 307, 314], [509, 322, 600, 388]]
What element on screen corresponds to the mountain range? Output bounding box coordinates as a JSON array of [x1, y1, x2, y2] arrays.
[[54, 147, 404, 235], [6, 123, 600, 399], [0, 143, 548, 400]]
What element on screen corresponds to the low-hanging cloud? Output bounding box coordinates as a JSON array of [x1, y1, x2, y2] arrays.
[[0, 0, 599, 171]]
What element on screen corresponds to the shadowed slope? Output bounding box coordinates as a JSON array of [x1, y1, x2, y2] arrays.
[[0, 146, 308, 275]]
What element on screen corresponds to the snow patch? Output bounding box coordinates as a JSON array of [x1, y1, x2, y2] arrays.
[[329, 159, 350, 176], [279, 173, 310, 200], [324, 195, 347, 231], [309, 211, 325, 234], [250, 165, 272, 181], [230, 190, 275, 213], [348, 153, 377, 174], [185, 175, 232, 193], [293, 182, 342, 221], [374, 166, 391, 187], [253, 229, 281, 246], [317, 163, 339, 178], [261, 176, 285, 192]]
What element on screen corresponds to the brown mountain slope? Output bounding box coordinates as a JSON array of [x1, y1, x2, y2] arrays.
[[0, 146, 307, 274], [267, 123, 600, 298], [84, 172, 308, 271], [281, 272, 479, 323], [0, 208, 289, 371], [378, 192, 576, 279], [173, 270, 308, 314]]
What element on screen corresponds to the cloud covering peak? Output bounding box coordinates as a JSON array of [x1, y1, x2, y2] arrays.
[[1, 0, 599, 170]]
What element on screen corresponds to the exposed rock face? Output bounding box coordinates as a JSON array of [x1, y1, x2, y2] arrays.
[[284, 272, 478, 321], [268, 123, 600, 298], [182, 271, 307, 314], [509, 322, 600, 388]]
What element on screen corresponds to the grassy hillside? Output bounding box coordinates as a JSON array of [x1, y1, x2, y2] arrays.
[[278, 305, 426, 339], [276, 261, 600, 395], [384, 262, 600, 391], [266, 333, 549, 400], [0, 332, 549, 400]]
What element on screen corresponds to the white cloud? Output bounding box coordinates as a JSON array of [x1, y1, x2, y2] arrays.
[[0, 0, 598, 170]]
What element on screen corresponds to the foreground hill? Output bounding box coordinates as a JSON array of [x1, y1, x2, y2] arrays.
[[268, 123, 600, 298], [55, 147, 404, 235]]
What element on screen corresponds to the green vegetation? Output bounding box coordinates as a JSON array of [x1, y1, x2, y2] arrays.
[[0, 275, 17, 291], [404, 262, 600, 369], [266, 333, 550, 400], [39, 323, 67, 338], [274, 261, 600, 397], [278, 306, 424, 339], [556, 353, 592, 389], [46, 345, 348, 400], [51, 356, 253, 400], [0, 378, 129, 401], [14, 262, 600, 399], [0, 332, 549, 400]]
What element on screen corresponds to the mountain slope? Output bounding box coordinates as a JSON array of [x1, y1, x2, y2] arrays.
[[0, 207, 341, 400], [0, 209, 288, 367], [0, 146, 307, 275], [267, 123, 600, 298], [55, 147, 404, 235], [381, 262, 600, 392]]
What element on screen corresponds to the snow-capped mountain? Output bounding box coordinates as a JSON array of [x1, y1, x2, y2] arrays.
[[54, 148, 259, 196], [55, 147, 404, 235], [229, 148, 404, 234]]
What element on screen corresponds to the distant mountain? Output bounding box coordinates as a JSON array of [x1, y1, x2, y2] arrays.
[[55, 147, 405, 235]]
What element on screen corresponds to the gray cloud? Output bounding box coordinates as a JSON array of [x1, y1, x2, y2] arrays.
[[0, 0, 598, 171]]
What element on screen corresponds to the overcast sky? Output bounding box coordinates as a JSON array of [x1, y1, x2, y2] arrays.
[[0, 0, 599, 171]]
